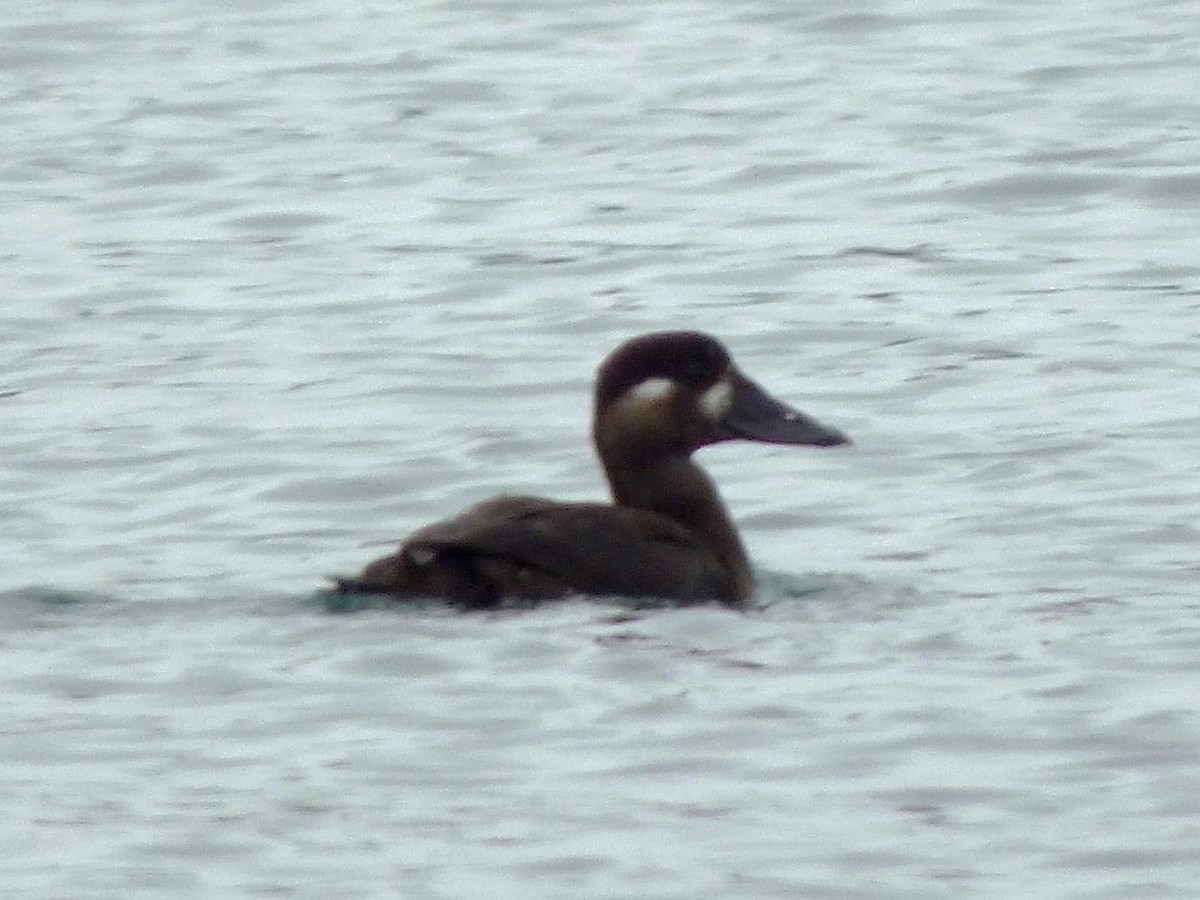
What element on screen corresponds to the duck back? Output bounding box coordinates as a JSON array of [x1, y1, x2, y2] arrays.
[[336, 496, 735, 607]]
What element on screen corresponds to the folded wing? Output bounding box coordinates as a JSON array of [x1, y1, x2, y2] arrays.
[[336, 495, 734, 606]]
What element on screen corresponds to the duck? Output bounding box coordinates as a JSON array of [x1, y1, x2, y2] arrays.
[[334, 330, 850, 607]]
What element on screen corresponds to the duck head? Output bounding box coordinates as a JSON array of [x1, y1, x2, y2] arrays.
[[593, 331, 850, 459]]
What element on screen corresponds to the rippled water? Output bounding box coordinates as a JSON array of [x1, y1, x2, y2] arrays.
[[3, 0, 1199, 896]]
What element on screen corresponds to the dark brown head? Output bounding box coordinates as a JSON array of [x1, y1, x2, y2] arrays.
[[593, 331, 850, 459]]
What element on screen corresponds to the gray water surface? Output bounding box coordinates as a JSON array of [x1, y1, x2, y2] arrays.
[[3, 0, 1199, 897]]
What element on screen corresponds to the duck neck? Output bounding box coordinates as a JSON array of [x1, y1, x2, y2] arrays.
[[601, 451, 752, 602]]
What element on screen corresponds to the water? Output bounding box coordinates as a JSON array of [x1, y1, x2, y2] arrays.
[[3, 0, 1199, 896]]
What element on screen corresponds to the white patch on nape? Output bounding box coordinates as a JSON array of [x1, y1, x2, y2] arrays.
[[699, 379, 733, 420], [626, 376, 676, 406]]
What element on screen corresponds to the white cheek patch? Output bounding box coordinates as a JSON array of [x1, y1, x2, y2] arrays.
[[700, 380, 733, 420], [627, 377, 675, 407]]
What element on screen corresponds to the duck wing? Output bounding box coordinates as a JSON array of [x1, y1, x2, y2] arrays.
[[337, 495, 734, 606]]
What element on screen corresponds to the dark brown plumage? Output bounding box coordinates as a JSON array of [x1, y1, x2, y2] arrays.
[[334, 331, 849, 607]]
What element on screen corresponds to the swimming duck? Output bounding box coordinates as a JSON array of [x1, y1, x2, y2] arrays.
[[334, 331, 849, 607]]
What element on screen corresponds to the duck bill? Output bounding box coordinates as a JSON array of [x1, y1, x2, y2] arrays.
[[719, 371, 850, 447]]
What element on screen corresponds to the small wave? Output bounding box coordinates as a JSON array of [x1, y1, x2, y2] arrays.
[[0, 586, 118, 629], [752, 569, 927, 621]]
